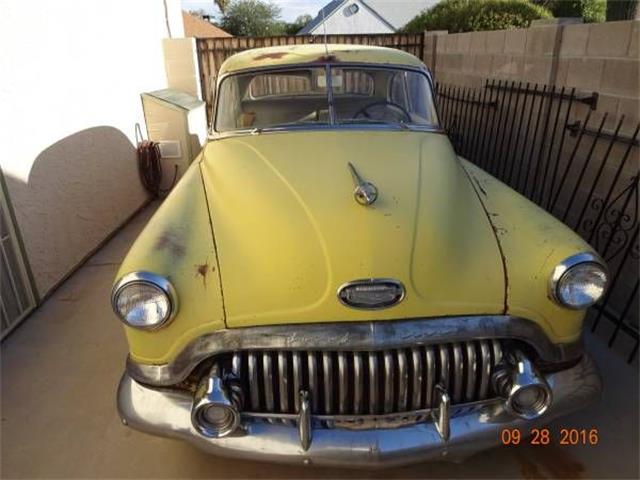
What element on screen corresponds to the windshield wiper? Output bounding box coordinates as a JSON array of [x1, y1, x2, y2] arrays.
[[249, 120, 327, 135], [340, 119, 410, 130]]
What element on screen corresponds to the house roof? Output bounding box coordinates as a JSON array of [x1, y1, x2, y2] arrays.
[[298, 0, 433, 35], [218, 44, 425, 76], [297, 0, 345, 35], [362, 1, 433, 29], [182, 11, 231, 38]]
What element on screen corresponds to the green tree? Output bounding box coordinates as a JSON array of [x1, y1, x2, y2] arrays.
[[533, 0, 606, 22], [215, 0, 231, 15], [284, 14, 313, 35], [403, 0, 552, 34], [220, 0, 285, 36]]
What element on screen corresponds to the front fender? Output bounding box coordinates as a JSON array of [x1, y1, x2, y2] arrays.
[[114, 161, 225, 364], [461, 159, 595, 344]]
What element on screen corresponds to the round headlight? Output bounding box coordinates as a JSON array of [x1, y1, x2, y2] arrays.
[[551, 254, 608, 309], [111, 272, 177, 329]]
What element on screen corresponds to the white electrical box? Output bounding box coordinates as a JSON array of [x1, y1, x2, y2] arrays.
[[141, 89, 207, 192]]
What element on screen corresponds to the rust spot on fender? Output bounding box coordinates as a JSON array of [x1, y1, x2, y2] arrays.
[[154, 232, 186, 258], [195, 262, 209, 287], [253, 52, 288, 60]]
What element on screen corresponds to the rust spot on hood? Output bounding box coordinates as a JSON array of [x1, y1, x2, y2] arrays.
[[195, 262, 209, 287], [154, 232, 185, 258], [254, 52, 288, 60]]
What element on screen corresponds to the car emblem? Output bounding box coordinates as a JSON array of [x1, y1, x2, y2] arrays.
[[347, 162, 378, 206], [337, 279, 405, 309]]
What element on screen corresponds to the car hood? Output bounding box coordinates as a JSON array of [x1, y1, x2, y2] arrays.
[[200, 130, 505, 328]]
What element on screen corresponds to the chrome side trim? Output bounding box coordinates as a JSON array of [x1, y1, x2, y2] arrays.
[[126, 316, 583, 387], [117, 355, 601, 467], [548, 252, 608, 309]]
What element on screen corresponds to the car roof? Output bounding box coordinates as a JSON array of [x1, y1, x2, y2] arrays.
[[217, 44, 426, 76]]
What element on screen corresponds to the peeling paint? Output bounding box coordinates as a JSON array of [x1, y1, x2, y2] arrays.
[[310, 54, 340, 63], [253, 52, 288, 60]]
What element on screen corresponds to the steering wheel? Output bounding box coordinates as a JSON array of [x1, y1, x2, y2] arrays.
[[354, 101, 411, 123]]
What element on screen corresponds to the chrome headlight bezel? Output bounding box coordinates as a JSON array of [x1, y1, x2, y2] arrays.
[[111, 271, 178, 330], [549, 252, 608, 310]]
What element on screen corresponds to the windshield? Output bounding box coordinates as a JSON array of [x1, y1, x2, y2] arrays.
[[214, 66, 439, 132]]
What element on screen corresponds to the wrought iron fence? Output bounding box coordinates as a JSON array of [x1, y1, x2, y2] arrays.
[[436, 80, 639, 362]]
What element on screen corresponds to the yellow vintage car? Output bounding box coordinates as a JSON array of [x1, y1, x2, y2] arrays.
[[113, 45, 606, 467]]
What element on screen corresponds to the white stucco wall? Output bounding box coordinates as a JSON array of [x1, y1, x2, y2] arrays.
[[0, 0, 183, 297], [311, 0, 394, 34]]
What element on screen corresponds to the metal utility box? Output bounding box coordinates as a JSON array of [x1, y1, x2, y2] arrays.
[[141, 89, 207, 191]]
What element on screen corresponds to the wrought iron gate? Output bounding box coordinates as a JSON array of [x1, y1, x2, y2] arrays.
[[0, 170, 37, 339], [436, 80, 639, 362]]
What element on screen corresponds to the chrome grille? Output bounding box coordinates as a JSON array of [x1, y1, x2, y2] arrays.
[[229, 340, 503, 416]]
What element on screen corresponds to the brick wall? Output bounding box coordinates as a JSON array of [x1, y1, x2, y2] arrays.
[[426, 20, 639, 132]]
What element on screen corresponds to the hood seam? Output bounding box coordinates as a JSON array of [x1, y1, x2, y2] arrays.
[[198, 162, 228, 327], [460, 161, 509, 315]]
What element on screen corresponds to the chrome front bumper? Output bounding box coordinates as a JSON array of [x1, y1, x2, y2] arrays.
[[117, 355, 601, 468]]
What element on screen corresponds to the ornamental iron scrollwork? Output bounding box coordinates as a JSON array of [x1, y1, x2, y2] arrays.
[[581, 175, 639, 262]]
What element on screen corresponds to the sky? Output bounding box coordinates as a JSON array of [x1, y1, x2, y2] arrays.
[[181, 0, 326, 22]]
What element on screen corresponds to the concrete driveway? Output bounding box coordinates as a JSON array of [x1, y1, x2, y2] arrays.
[[1, 203, 638, 479]]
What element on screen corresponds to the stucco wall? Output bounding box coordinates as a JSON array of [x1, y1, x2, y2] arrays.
[[0, 0, 184, 297]]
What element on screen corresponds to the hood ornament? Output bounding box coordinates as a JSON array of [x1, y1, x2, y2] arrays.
[[347, 162, 378, 206]]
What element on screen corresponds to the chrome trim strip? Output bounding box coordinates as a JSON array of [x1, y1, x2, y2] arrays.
[[353, 352, 364, 414], [322, 352, 333, 415], [479, 341, 491, 400], [548, 252, 609, 309], [292, 352, 302, 413], [337, 352, 348, 415], [278, 352, 289, 413], [111, 271, 178, 330], [410, 348, 422, 410], [424, 346, 435, 408], [308, 353, 318, 413], [117, 355, 601, 467], [397, 350, 408, 411], [452, 344, 463, 404], [126, 316, 583, 387], [263, 353, 274, 412], [465, 343, 477, 402], [439, 345, 449, 391], [368, 353, 378, 415], [248, 353, 259, 410], [383, 351, 394, 413]]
